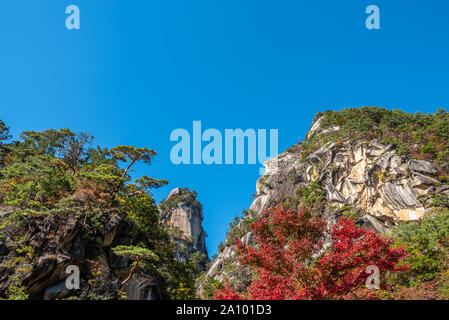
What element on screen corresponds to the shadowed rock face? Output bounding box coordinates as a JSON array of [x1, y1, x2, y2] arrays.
[[0, 208, 165, 300], [160, 188, 208, 263], [122, 274, 162, 300], [205, 118, 448, 287]]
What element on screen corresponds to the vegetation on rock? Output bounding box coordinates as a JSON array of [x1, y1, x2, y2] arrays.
[[208, 107, 449, 300], [301, 107, 449, 171], [159, 188, 203, 213], [0, 122, 202, 300]]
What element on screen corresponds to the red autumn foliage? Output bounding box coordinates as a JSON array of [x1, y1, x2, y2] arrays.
[[212, 282, 244, 300], [213, 205, 409, 300]]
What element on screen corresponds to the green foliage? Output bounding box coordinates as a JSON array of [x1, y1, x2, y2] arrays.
[[297, 181, 326, 207], [225, 209, 258, 246], [16, 245, 34, 258], [159, 188, 203, 213], [0, 234, 34, 300], [111, 145, 156, 166], [112, 245, 159, 262], [2, 284, 29, 300], [135, 176, 168, 193], [0, 120, 11, 142], [375, 170, 390, 182], [1, 155, 72, 209], [217, 241, 225, 253], [189, 251, 208, 268], [119, 185, 161, 236], [82, 210, 105, 240], [200, 275, 224, 300], [430, 194, 449, 209], [257, 175, 271, 189], [299, 107, 449, 171], [110, 145, 157, 182], [0, 122, 203, 300], [161, 260, 201, 300], [339, 205, 362, 221], [285, 181, 326, 211], [392, 208, 449, 285]]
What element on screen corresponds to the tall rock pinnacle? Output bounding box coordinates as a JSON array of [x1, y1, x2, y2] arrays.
[[159, 188, 208, 266]]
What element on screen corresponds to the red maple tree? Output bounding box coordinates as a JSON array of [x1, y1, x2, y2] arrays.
[[214, 205, 409, 300]]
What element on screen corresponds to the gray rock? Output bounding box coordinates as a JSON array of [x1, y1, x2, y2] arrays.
[[160, 188, 209, 266], [110, 251, 129, 269], [123, 274, 162, 300], [358, 215, 390, 234], [167, 187, 181, 199], [26, 255, 57, 295], [413, 172, 439, 187], [381, 182, 421, 208], [240, 232, 254, 247], [103, 213, 123, 246], [437, 185, 449, 195], [43, 281, 70, 300], [70, 236, 85, 260], [204, 136, 442, 294], [408, 159, 438, 175]]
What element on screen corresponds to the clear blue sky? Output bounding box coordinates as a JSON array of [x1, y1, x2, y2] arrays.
[[1, 1, 448, 256]]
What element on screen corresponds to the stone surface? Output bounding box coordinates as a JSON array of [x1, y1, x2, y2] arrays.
[[408, 159, 438, 175], [0, 208, 163, 300], [123, 274, 162, 300], [205, 118, 446, 287], [103, 213, 123, 246], [160, 188, 208, 266], [43, 281, 70, 300]]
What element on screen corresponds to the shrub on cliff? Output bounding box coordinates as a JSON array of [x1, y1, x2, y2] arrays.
[[391, 208, 449, 286], [159, 188, 203, 213], [301, 107, 449, 171]]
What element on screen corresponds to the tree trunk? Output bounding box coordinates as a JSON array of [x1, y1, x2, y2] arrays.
[[121, 260, 139, 286]]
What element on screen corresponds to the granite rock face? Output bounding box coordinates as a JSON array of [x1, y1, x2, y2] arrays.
[[160, 188, 208, 265], [205, 117, 447, 288]]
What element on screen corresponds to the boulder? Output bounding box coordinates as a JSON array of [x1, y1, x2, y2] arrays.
[[358, 215, 390, 234], [408, 159, 438, 175], [103, 213, 123, 246]]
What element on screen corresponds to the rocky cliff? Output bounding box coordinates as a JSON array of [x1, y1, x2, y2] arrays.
[[204, 108, 449, 293], [0, 206, 166, 300], [0, 125, 206, 300], [159, 188, 208, 268], [0, 187, 209, 300]]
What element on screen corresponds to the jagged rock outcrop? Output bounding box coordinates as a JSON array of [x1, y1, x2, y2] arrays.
[[0, 187, 208, 300], [0, 208, 163, 300], [159, 188, 208, 266], [205, 116, 448, 287]]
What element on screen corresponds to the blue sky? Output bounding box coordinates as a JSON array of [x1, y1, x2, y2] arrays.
[[1, 1, 448, 256]]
